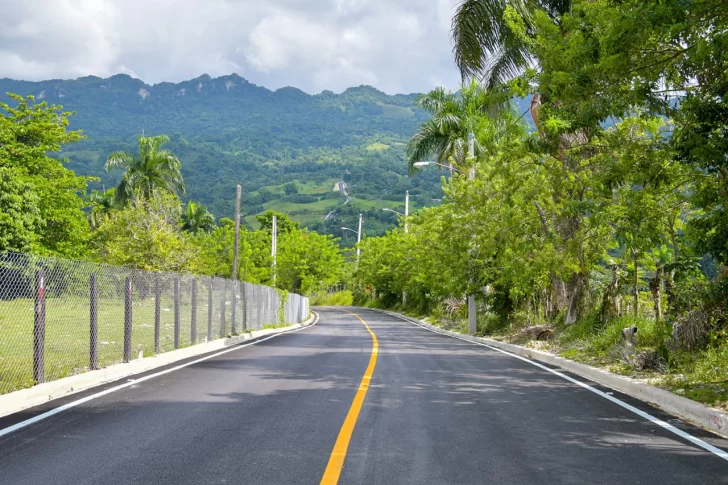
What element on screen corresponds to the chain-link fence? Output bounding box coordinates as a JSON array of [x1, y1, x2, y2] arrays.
[[0, 252, 309, 395]]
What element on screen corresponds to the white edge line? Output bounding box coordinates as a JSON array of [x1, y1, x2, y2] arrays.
[[380, 310, 728, 463], [0, 312, 320, 439]]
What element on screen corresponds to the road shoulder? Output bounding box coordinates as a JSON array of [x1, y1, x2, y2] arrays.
[[0, 314, 316, 420], [371, 308, 728, 439]]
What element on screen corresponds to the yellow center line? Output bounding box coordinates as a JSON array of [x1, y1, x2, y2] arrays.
[[319, 310, 379, 485]]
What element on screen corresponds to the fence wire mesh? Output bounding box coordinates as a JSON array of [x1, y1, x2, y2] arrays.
[[0, 252, 310, 395]]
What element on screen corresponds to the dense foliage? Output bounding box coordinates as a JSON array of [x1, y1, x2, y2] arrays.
[[0, 74, 445, 239], [0, 95, 90, 258], [0, 94, 345, 296], [353, 0, 728, 407]]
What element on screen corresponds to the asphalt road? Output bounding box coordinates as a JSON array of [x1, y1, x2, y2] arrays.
[[1, 307, 727, 484]]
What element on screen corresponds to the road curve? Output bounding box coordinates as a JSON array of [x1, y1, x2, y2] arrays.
[[0, 307, 727, 484]]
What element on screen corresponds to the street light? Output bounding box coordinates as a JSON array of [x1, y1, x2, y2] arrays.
[[382, 189, 409, 233], [384, 190, 411, 305], [412, 135, 478, 335], [413, 161, 464, 173], [341, 215, 363, 260]]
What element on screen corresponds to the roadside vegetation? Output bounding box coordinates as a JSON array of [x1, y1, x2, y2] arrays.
[[0, 74, 446, 240], [311, 290, 354, 307], [0, 96, 345, 297], [352, 0, 728, 410]]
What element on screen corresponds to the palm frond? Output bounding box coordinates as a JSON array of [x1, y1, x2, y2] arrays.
[[451, 0, 569, 83], [105, 151, 135, 171]]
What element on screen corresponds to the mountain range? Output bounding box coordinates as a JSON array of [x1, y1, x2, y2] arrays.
[[0, 73, 449, 240]]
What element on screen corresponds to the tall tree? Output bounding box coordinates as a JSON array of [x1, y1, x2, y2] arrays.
[[85, 189, 116, 230], [105, 134, 185, 207], [0, 167, 42, 252], [93, 191, 197, 273], [406, 80, 515, 173], [0, 94, 90, 258], [181, 201, 216, 234], [451, 0, 571, 85]]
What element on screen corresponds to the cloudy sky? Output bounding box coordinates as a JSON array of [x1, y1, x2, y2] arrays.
[[0, 0, 463, 94]]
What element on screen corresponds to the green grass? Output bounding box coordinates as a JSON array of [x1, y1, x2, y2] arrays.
[[657, 342, 728, 408], [296, 179, 340, 195], [366, 142, 390, 151], [0, 295, 241, 395], [376, 103, 415, 119], [556, 315, 658, 364], [312, 290, 353, 306], [243, 195, 404, 230]]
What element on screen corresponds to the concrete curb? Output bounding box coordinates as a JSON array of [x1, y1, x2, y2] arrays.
[[0, 314, 316, 419], [372, 308, 728, 438]]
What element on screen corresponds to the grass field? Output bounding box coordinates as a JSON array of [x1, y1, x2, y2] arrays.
[[244, 195, 409, 229], [0, 291, 285, 395]]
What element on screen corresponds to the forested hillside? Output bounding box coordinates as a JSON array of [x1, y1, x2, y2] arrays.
[[0, 74, 444, 239]]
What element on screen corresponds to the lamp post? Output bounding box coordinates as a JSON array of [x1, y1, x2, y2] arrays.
[[383, 191, 411, 305], [341, 220, 362, 262], [357, 213, 363, 258], [466, 132, 476, 335], [413, 161, 464, 173], [413, 133, 478, 335], [405, 189, 409, 233]]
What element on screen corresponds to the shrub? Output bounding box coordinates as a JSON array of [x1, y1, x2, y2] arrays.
[[312, 290, 353, 306]]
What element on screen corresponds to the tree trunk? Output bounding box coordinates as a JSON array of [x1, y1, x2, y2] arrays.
[[565, 273, 585, 326], [601, 264, 621, 321], [651, 263, 663, 322], [666, 229, 679, 314], [633, 250, 639, 316], [530, 94, 544, 138]]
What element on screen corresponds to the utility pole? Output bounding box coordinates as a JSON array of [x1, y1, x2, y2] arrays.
[[404, 190, 410, 234], [232, 185, 242, 281], [468, 132, 476, 182], [403, 190, 410, 306], [467, 132, 477, 335], [271, 215, 277, 286], [357, 213, 363, 260]]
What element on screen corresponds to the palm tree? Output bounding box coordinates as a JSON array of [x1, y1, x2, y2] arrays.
[[452, 0, 571, 86], [181, 201, 216, 233], [407, 80, 520, 173], [85, 189, 116, 230], [105, 135, 185, 207]]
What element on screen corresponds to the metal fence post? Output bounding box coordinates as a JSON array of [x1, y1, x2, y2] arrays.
[[191, 278, 197, 343], [33, 269, 46, 384], [154, 274, 161, 354], [207, 278, 213, 342], [174, 276, 180, 349], [231, 280, 237, 335], [219, 279, 227, 338], [123, 277, 132, 363], [90, 273, 99, 370]]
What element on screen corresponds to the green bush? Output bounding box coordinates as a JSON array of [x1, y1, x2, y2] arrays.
[[558, 314, 657, 364], [312, 290, 354, 306]]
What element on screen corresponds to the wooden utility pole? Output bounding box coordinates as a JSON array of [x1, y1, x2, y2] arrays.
[[271, 215, 277, 286], [232, 185, 242, 281]]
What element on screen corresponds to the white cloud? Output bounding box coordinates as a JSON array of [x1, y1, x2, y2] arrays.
[[0, 0, 462, 94]]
